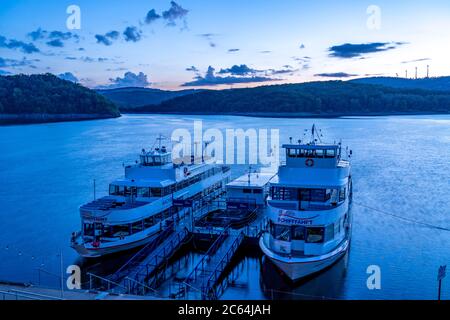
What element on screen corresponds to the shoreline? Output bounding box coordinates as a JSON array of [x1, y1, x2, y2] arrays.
[[0, 113, 121, 126], [122, 111, 449, 119]]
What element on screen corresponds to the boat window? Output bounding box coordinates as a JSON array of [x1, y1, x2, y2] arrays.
[[292, 226, 305, 241], [253, 189, 263, 194], [131, 221, 143, 234], [144, 216, 154, 228], [137, 187, 150, 197], [109, 185, 124, 196], [306, 227, 324, 243], [83, 223, 94, 237], [325, 224, 334, 241], [151, 188, 162, 197], [316, 149, 324, 158], [273, 224, 291, 242], [111, 225, 130, 237], [325, 149, 336, 158], [339, 187, 346, 202], [243, 188, 252, 194]]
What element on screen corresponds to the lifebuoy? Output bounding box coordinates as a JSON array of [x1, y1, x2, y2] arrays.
[[305, 158, 314, 167]]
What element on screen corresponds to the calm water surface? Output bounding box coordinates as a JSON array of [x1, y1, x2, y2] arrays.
[[0, 114, 449, 299]]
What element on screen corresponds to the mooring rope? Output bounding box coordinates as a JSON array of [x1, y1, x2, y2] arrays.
[[353, 202, 450, 232]]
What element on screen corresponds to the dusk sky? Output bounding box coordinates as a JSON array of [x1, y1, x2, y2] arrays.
[[1, 0, 450, 90]]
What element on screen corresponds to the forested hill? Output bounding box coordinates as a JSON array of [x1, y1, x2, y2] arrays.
[[132, 81, 450, 116], [97, 87, 200, 109], [351, 76, 450, 92], [0, 74, 120, 121]]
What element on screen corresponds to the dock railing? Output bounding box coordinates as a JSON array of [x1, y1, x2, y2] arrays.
[[183, 227, 230, 288], [202, 231, 245, 300]]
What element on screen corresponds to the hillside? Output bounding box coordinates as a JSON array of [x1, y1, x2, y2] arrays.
[[97, 87, 200, 109], [0, 74, 120, 124], [351, 76, 450, 92], [130, 81, 450, 116]]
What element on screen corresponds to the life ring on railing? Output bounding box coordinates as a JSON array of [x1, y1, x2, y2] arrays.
[[305, 158, 314, 167]]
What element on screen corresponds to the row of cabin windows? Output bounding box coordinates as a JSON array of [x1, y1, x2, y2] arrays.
[[287, 148, 336, 159], [83, 207, 178, 238], [269, 216, 346, 243], [271, 187, 346, 202], [109, 167, 225, 197], [242, 188, 263, 194]]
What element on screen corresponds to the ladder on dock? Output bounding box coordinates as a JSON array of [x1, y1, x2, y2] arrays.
[[181, 228, 245, 300]]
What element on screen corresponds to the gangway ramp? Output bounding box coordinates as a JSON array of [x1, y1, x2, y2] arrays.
[[119, 226, 191, 295], [181, 228, 245, 300]]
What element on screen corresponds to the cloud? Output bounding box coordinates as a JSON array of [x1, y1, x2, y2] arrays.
[[95, 31, 120, 46], [267, 66, 298, 75], [0, 69, 11, 75], [186, 66, 199, 72], [145, 9, 161, 24], [0, 57, 38, 68], [199, 34, 217, 48], [46, 39, 64, 47], [218, 64, 257, 75], [58, 72, 79, 83], [101, 71, 151, 89], [401, 58, 431, 64], [328, 42, 406, 58], [182, 66, 276, 87], [228, 48, 240, 53], [123, 26, 142, 42], [162, 1, 189, 26], [0, 35, 40, 54], [27, 28, 79, 48], [314, 72, 358, 78], [28, 28, 47, 41], [81, 56, 109, 63]]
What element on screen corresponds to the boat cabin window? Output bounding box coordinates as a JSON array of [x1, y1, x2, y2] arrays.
[[292, 226, 306, 241], [306, 227, 324, 243], [286, 148, 337, 159], [269, 223, 338, 243], [271, 224, 291, 242], [339, 187, 346, 202], [271, 187, 332, 202], [243, 188, 252, 194]]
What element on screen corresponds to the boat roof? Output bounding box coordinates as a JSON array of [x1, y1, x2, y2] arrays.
[[112, 178, 175, 188], [227, 172, 275, 189], [282, 144, 339, 150]]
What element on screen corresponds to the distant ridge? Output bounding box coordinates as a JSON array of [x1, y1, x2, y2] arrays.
[[97, 87, 200, 109], [130, 81, 450, 117], [351, 76, 450, 92]]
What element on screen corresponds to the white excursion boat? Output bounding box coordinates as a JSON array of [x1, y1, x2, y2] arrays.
[[71, 141, 231, 258], [259, 125, 353, 281]]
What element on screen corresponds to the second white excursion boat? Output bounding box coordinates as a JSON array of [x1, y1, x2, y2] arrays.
[[259, 125, 353, 281], [71, 141, 231, 258]]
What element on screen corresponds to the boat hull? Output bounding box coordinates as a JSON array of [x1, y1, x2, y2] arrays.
[[71, 233, 158, 258], [259, 236, 349, 282]]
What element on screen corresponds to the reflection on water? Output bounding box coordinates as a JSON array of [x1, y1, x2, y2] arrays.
[[1, 114, 450, 299]]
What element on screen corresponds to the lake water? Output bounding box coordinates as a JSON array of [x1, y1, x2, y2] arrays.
[[0, 114, 449, 300]]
